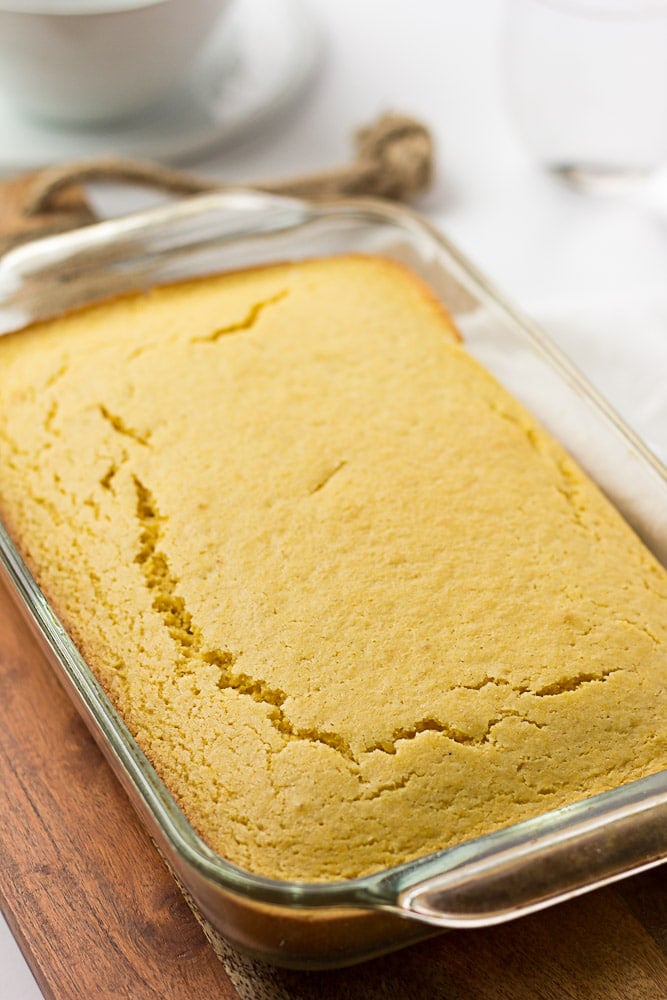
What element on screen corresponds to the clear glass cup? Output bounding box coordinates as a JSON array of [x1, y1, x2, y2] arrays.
[[504, 0, 667, 184]]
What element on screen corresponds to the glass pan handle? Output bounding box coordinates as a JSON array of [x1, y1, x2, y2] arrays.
[[399, 788, 667, 928]]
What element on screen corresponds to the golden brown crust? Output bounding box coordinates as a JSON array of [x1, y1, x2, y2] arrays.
[[0, 254, 664, 881]]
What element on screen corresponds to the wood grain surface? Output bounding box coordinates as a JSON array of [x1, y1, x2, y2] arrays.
[[1, 576, 666, 1000]]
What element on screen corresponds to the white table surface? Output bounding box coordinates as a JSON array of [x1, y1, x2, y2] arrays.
[[2, 1, 667, 996]]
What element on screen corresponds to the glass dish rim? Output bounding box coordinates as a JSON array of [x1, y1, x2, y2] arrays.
[[0, 189, 665, 922]]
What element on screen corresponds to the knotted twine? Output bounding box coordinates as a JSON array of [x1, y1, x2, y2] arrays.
[[0, 113, 433, 255]]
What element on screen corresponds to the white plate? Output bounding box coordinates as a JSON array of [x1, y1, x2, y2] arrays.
[[0, 0, 320, 172]]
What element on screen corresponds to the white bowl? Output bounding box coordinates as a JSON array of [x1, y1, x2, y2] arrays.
[[0, 0, 231, 125]]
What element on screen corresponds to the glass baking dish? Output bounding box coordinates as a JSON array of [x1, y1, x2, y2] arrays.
[[0, 192, 665, 970]]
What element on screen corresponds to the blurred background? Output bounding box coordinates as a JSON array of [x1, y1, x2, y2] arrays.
[[1, 1, 667, 995]]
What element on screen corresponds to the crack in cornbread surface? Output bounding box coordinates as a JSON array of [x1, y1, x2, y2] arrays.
[[0, 255, 665, 881]]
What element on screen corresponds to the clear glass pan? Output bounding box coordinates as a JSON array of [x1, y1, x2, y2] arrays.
[[0, 192, 665, 970]]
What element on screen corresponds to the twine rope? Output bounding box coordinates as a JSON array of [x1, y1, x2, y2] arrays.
[[21, 112, 433, 216]]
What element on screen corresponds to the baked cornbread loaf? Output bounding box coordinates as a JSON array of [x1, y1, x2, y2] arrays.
[[0, 254, 665, 882]]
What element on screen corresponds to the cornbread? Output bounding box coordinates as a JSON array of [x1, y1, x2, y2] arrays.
[[0, 254, 665, 882]]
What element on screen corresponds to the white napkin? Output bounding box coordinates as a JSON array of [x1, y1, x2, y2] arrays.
[[532, 293, 667, 466]]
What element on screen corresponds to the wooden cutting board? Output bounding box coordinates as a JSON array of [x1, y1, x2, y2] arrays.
[[1, 576, 666, 1000]]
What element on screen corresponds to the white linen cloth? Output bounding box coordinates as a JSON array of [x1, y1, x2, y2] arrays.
[[535, 294, 667, 465]]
